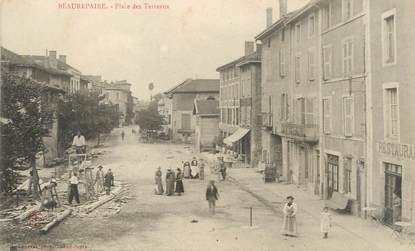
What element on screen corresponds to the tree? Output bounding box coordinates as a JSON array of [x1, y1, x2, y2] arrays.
[[58, 93, 121, 148], [1, 72, 53, 196], [135, 108, 164, 131]]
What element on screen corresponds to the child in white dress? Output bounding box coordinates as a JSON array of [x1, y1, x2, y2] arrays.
[[320, 206, 332, 239]]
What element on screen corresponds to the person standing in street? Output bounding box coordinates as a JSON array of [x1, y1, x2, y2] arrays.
[[165, 168, 175, 196], [104, 169, 114, 195], [281, 196, 297, 237], [183, 161, 191, 179], [219, 158, 226, 181], [175, 168, 184, 196], [320, 206, 332, 239], [72, 130, 86, 154], [205, 180, 219, 215], [199, 159, 205, 180], [95, 165, 105, 193], [68, 172, 80, 205], [154, 167, 164, 195], [121, 130, 125, 141], [190, 157, 199, 179]]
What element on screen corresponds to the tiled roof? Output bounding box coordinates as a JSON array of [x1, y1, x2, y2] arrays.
[[1, 47, 71, 77], [165, 79, 219, 94], [193, 99, 220, 116]]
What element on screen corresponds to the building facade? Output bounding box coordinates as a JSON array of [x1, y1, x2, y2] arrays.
[[318, 0, 368, 215], [217, 42, 262, 167], [1, 47, 68, 164], [367, 0, 415, 225], [165, 79, 219, 143], [193, 99, 220, 152], [103, 80, 134, 127]]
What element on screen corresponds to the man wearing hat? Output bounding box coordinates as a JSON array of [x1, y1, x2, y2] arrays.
[[95, 166, 105, 193]]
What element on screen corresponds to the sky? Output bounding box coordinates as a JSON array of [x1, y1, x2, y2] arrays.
[[0, 0, 308, 100]]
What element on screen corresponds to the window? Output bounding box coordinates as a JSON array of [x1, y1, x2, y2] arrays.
[[323, 45, 332, 80], [235, 108, 239, 125], [279, 49, 286, 77], [342, 38, 353, 76], [280, 93, 289, 121], [295, 54, 301, 84], [308, 48, 315, 81], [384, 87, 399, 139], [295, 23, 301, 43], [382, 9, 396, 65], [306, 97, 315, 125], [308, 14, 315, 37], [343, 96, 354, 137], [328, 154, 339, 193], [297, 97, 305, 125], [267, 38, 271, 48], [344, 157, 352, 194], [322, 4, 331, 30], [342, 0, 353, 20], [323, 98, 331, 134]]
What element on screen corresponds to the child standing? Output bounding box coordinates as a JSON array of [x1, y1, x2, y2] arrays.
[[320, 206, 332, 239]]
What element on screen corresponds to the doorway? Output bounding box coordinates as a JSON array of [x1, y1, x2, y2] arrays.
[[327, 154, 339, 199], [384, 162, 402, 225]]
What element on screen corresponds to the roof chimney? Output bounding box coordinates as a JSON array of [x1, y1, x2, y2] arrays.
[[279, 0, 287, 18], [266, 8, 273, 28], [49, 50, 57, 59], [59, 55, 66, 64], [244, 41, 255, 56]]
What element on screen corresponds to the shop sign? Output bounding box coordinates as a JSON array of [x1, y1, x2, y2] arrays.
[[377, 141, 415, 160]]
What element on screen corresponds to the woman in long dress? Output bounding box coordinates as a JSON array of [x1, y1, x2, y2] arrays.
[[165, 169, 175, 196], [175, 168, 184, 195], [281, 196, 297, 237], [154, 167, 164, 195], [183, 161, 191, 178]]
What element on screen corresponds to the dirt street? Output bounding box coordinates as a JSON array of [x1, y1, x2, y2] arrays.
[[0, 128, 400, 251]]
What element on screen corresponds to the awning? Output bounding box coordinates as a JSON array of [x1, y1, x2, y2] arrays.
[[223, 128, 250, 146]]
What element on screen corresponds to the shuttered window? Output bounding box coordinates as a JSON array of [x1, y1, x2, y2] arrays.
[[323, 45, 332, 80], [343, 97, 354, 137], [306, 97, 315, 125], [323, 98, 331, 134]]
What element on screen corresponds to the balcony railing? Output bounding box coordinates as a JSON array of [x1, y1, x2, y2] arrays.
[[279, 123, 319, 143], [177, 128, 194, 134]]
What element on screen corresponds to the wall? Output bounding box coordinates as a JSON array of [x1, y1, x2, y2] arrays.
[[369, 0, 415, 223]]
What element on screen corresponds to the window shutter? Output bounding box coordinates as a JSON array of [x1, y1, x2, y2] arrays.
[[306, 98, 314, 125], [343, 97, 353, 137]]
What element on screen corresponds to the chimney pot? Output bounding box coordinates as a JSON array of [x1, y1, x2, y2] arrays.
[[279, 0, 287, 18], [244, 41, 255, 56], [59, 55, 66, 64], [266, 8, 273, 28]]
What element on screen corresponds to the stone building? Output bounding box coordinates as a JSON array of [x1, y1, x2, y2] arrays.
[[192, 99, 220, 152], [164, 79, 219, 143], [216, 42, 262, 167], [367, 0, 415, 225], [103, 80, 134, 126], [1, 47, 68, 164]]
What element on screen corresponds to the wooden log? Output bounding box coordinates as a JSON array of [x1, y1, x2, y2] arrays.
[[84, 186, 123, 214], [40, 208, 72, 234], [15, 204, 42, 221]]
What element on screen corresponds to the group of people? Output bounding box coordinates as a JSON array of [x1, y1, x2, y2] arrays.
[[68, 165, 115, 205], [182, 157, 205, 180], [154, 167, 185, 196], [281, 196, 332, 239]]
